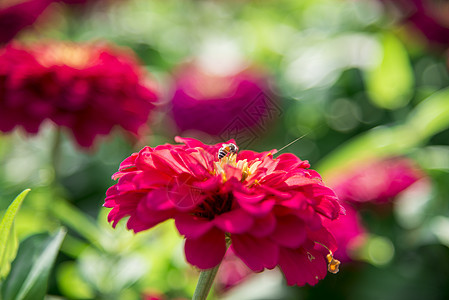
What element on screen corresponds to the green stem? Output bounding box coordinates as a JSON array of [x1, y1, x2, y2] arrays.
[[192, 264, 221, 300], [51, 127, 62, 182], [192, 238, 231, 300]]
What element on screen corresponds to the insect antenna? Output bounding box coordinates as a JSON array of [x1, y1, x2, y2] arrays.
[[274, 133, 309, 157]]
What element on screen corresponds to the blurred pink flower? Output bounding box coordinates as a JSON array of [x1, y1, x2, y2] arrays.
[[170, 64, 278, 137], [328, 157, 422, 205], [105, 137, 343, 286], [322, 202, 366, 262], [0, 41, 158, 147], [0, 0, 54, 44], [381, 0, 449, 48]]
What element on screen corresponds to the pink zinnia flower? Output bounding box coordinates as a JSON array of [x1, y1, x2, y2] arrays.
[[105, 137, 343, 286], [170, 64, 278, 137], [0, 41, 158, 147], [328, 157, 422, 205]]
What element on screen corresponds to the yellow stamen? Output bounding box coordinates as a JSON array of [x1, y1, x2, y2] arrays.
[[248, 161, 262, 175], [326, 253, 341, 274], [314, 241, 341, 275]]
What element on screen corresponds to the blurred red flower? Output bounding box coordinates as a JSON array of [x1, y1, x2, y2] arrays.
[[329, 157, 423, 205], [170, 64, 278, 137], [0, 41, 158, 147], [105, 137, 343, 286], [322, 202, 366, 262]]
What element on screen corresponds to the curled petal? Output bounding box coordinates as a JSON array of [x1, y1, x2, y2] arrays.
[[118, 152, 138, 171], [233, 191, 265, 204]]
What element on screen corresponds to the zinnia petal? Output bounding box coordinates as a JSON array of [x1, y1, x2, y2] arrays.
[[213, 209, 254, 234], [232, 234, 279, 272], [271, 215, 306, 248], [185, 228, 227, 270], [278, 246, 327, 286]]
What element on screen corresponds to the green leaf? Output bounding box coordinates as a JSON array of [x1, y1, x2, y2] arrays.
[[318, 87, 449, 174], [317, 124, 417, 174], [49, 199, 103, 250], [0, 189, 31, 280], [1, 228, 66, 300], [365, 34, 414, 109], [407, 87, 449, 140]]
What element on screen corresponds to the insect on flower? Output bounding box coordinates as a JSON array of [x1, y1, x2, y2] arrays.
[[217, 143, 239, 160]]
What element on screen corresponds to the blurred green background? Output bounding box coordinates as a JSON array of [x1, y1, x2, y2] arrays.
[[1, 0, 449, 299]]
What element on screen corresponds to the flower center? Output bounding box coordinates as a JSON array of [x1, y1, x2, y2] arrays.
[[193, 193, 233, 220], [214, 152, 262, 183]]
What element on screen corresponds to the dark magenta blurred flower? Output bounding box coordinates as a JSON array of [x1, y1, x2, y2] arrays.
[[328, 157, 423, 205], [381, 0, 449, 48], [104, 137, 343, 286], [170, 64, 277, 137], [0, 0, 54, 44], [322, 203, 366, 262], [0, 41, 158, 147]]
